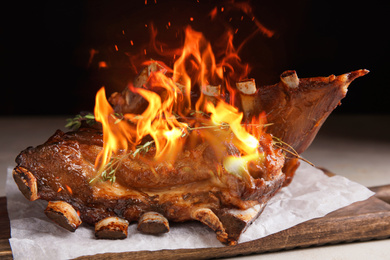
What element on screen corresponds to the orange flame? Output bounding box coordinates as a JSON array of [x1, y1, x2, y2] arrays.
[[126, 71, 188, 162], [206, 101, 258, 155], [93, 26, 266, 180], [94, 75, 187, 170], [64, 185, 73, 195], [95, 88, 130, 169]]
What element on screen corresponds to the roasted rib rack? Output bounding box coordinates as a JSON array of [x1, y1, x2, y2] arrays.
[[13, 69, 368, 245]]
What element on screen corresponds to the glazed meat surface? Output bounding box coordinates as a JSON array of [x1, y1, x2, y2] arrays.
[[13, 69, 368, 244], [15, 126, 285, 243]]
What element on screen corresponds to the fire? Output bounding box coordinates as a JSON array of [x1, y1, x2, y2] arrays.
[[95, 88, 131, 169], [94, 72, 187, 170], [205, 101, 265, 182], [64, 185, 73, 195], [93, 26, 266, 180], [126, 71, 188, 162], [206, 101, 259, 155]]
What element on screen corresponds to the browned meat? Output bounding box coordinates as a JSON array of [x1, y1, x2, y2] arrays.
[[14, 127, 285, 245], [256, 70, 369, 155], [110, 69, 368, 157], [255, 70, 369, 185], [110, 69, 368, 184], [12, 68, 368, 245]]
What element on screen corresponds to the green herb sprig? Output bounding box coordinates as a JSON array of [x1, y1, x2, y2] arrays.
[[65, 113, 96, 130], [272, 136, 314, 166], [68, 110, 279, 184], [90, 140, 155, 184]]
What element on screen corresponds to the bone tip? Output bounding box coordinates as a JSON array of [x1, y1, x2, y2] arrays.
[[280, 70, 299, 89], [236, 79, 256, 95], [45, 201, 82, 232], [12, 166, 39, 201], [137, 212, 170, 235], [95, 216, 129, 239], [202, 84, 221, 96]]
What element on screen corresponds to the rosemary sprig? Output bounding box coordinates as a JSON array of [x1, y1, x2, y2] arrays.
[[80, 108, 280, 184], [189, 110, 209, 117], [111, 113, 125, 124], [187, 122, 230, 131], [272, 136, 314, 166], [65, 113, 96, 130], [90, 140, 156, 184], [132, 140, 155, 158], [100, 161, 117, 183]]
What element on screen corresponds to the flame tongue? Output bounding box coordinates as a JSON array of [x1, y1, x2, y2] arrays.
[[94, 27, 266, 180], [128, 71, 187, 162], [95, 72, 188, 171]]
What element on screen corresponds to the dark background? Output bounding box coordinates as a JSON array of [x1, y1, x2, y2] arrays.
[[2, 0, 389, 115]]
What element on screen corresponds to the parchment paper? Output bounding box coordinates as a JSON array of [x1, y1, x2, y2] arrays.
[[6, 162, 374, 260]]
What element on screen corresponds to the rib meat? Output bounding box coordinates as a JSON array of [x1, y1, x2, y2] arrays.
[[255, 70, 369, 184], [110, 69, 369, 184], [255, 69, 369, 155], [13, 69, 368, 245], [14, 127, 285, 245]]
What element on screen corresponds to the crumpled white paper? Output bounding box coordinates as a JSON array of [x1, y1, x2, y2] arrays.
[[6, 162, 374, 260]]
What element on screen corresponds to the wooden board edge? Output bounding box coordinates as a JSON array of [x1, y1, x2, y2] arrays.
[[0, 239, 12, 260], [74, 204, 390, 260], [3, 174, 390, 260], [0, 197, 10, 240]]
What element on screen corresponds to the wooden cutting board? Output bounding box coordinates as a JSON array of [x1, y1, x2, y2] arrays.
[[1, 184, 390, 260]]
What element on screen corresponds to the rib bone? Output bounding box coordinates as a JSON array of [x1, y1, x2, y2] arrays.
[[12, 166, 39, 201], [191, 208, 232, 245], [218, 203, 265, 242], [280, 70, 299, 89], [202, 84, 221, 106], [236, 79, 256, 120], [95, 216, 129, 239], [109, 62, 164, 114], [44, 201, 82, 232], [137, 211, 170, 234]]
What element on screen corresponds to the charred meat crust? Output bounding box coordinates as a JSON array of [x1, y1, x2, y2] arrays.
[[12, 70, 368, 244], [14, 127, 285, 228]]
